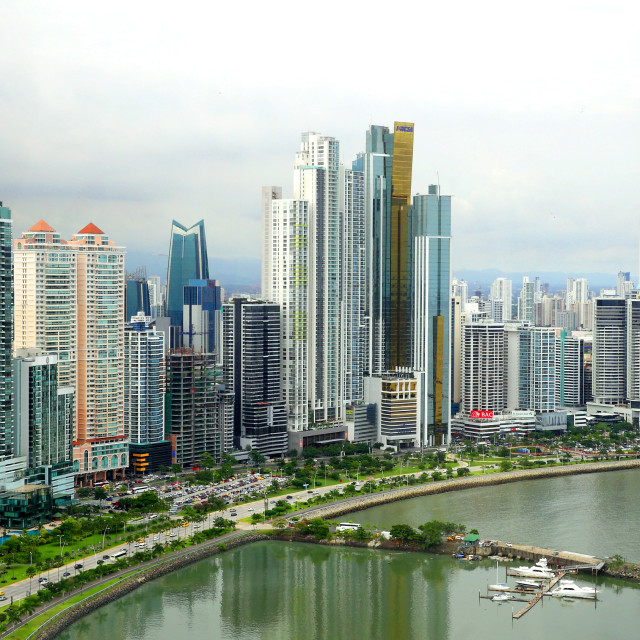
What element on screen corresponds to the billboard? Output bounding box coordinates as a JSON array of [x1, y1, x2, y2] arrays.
[[470, 410, 494, 419]]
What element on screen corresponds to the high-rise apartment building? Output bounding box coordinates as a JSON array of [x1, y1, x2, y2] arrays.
[[557, 331, 592, 406], [14, 350, 75, 503], [68, 224, 128, 482], [14, 221, 77, 389], [490, 277, 512, 321], [166, 220, 209, 330], [593, 298, 626, 404], [268, 198, 309, 431], [222, 298, 287, 457], [461, 321, 506, 415], [626, 299, 640, 402], [518, 277, 535, 322], [261, 186, 282, 301], [0, 204, 14, 463], [125, 313, 171, 473], [519, 327, 558, 412]]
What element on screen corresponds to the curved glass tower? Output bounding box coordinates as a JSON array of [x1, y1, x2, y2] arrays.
[[166, 220, 209, 327]]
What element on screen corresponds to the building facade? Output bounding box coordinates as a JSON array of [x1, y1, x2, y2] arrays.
[[125, 313, 171, 473], [222, 298, 287, 458]]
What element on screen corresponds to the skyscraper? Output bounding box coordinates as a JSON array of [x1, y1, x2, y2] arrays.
[[0, 204, 13, 462], [411, 186, 452, 444], [14, 221, 77, 389], [261, 186, 282, 301], [354, 122, 415, 374], [593, 298, 626, 404], [222, 298, 287, 457], [125, 313, 171, 472], [68, 223, 128, 483], [182, 279, 222, 355], [166, 220, 209, 328], [267, 198, 309, 431]]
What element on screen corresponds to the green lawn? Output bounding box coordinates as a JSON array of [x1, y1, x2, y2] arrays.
[[2, 573, 131, 639]]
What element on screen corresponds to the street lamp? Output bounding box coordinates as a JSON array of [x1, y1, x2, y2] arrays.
[[102, 526, 110, 550]]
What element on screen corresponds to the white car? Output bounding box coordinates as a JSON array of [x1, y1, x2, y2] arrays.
[[247, 507, 254, 512]]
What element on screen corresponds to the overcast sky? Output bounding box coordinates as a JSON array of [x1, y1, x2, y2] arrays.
[[1, 1, 638, 278]]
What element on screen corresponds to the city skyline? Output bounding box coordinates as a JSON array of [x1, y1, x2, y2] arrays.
[[1, 2, 638, 275]]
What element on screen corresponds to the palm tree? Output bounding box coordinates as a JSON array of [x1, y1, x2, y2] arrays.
[[26, 565, 37, 594]]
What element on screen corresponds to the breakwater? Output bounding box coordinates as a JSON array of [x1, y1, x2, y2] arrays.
[[34, 533, 268, 640], [304, 459, 640, 521]]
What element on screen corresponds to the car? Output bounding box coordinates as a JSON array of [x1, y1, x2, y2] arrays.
[[0, 596, 7, 601], [0, 591, 4, 596], [103, 554, 110, 560], [97, 560, 104, 565], [38, 577, 47, 583], [505, 542, 513, 547], [193, 524, 200, 529], [153, 535, 159, 541], [63, 572, 71, 577], [74, 563, 83, 569], [181, 522, 189, 527], [286, 496, 293, 500], [247, 507, 254, 512], [137, 538, 145, 543], [166, 531, 172, 536]]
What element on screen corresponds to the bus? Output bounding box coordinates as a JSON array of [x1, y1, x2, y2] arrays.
[[113, 549, 128, 559], [336, 523, 361, 533]]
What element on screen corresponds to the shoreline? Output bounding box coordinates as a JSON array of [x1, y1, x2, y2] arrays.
[[302, 459, 640, 521], [29, 459, 640, 638]]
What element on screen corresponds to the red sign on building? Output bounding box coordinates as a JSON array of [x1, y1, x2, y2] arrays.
[[470, 410, 494, 419]]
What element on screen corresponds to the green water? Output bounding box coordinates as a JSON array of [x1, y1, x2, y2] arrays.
[[60, 469, 640, 640], [348, 468, 640, 562]]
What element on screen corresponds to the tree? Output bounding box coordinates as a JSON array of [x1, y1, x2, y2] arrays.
[[200, 453, 216, 469], [171, 463, 182, 474], [390, 524, 417, 544], [249, 450, 266, 467], [76, 487, 91, 499], [93, 487, 108, 505], [499, 460, 513, 472], [273, 517, 288, 530]]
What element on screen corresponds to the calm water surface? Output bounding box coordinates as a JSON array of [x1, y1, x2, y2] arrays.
[[60, 470, 640, 640]]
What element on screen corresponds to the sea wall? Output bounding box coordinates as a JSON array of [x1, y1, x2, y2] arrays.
[[34, 533, 268, 640], [304, 459, 640, 521]]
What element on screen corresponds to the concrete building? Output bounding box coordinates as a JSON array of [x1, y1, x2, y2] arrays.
[[166, 350, 233, 468], [518, 277, 535, 322], [182, 278, 222, 356]]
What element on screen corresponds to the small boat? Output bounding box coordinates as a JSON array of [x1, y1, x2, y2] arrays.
[[551, 579, 599, 599], [492, 593, 514, 602], [489, 561, 509, 591], [514, 579, 541, 590]]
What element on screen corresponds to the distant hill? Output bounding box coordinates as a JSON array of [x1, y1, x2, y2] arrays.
[[126, 252, 261, 288]]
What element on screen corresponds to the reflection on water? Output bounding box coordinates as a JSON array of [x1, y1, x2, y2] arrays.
[[349, 469, 640, 562], [60, 470, 640, 640], [60, 542, 640, 640]]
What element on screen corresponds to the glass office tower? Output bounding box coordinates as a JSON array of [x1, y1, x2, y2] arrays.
[[166, 220, 209, 328], [354, 122, 414, 374]]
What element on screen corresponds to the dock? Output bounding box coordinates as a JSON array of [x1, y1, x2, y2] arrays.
[[512, 572, 565, 619]]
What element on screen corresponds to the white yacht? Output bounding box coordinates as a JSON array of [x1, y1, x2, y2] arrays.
[[511, 558, 556, 580], [551, 579, 599, 599]]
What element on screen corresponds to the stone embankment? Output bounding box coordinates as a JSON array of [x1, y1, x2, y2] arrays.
[[602, 563, 640, 582], [35, 533, 268, 640], [305, 459, 640, 521]]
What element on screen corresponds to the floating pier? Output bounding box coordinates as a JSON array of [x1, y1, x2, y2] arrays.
[[512, 572, 565, 620]]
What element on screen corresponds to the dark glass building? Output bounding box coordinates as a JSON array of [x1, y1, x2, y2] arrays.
[[166, 220, 209, 329], [222, 298, 287, 458]]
